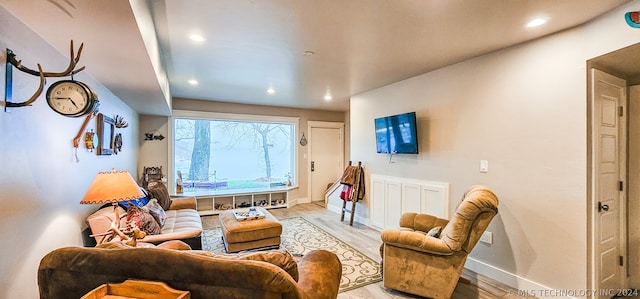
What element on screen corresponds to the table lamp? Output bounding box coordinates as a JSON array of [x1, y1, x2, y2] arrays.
[[81, 169, 144, 244]]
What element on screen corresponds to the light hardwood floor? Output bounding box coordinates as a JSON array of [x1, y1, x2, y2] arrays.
[[201, 203, 535, 299]]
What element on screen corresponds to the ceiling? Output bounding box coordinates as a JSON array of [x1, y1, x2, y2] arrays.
[[0, 0, 634, 115]]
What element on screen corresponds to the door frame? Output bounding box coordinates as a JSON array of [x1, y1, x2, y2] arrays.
[[588, 68, 628, 294], [306, 121, 345, 206]]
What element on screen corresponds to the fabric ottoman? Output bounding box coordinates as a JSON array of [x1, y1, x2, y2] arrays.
[[219, 207, 282, 253]]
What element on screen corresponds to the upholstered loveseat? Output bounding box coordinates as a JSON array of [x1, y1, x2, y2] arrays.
[[38, 245, 342, 299], [86, 183, 203, 249]]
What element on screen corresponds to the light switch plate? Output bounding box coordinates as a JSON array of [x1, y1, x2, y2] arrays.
[[480, 160, 489, 173], [480, 231, 493, 244]]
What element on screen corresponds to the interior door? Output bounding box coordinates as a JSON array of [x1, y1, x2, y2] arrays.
[[309, 124, 343, 205], [592, 68, 627, 297]]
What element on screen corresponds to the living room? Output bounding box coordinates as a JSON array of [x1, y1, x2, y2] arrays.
[[3, 1, 640, 298]]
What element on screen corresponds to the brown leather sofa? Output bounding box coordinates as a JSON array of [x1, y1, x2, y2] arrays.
[[380, 185, 499, 299], [38, 246, 342, 299]]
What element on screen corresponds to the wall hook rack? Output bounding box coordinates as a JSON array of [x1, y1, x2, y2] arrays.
[[4, 40, 86, 112]]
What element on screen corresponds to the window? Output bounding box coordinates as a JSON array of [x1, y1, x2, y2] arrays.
[[171, 111, 297, 193]]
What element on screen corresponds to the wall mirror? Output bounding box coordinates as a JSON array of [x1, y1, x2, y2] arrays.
[[96, 113, 115, 155]]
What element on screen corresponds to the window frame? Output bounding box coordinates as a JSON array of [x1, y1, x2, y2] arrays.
[[169, 110, 299, 194]]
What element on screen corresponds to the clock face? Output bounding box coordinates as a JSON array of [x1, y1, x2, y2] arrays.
[[46, 80, 98, 117]]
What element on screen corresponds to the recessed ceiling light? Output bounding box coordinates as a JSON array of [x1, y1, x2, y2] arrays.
[[189, 34, 206, 42], [324, 94, 332, 101], [188, 79, 198, 85], [304, 50, 315, 56], [267, 87, 275, 95], [526, 17, 548, 28]]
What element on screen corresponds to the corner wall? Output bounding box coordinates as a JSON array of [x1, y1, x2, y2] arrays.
[[0, 6, 139, 298], [350, 2, 640, 296]]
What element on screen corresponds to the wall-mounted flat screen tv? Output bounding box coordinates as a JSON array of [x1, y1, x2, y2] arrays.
[[374, 111, 418, 154]]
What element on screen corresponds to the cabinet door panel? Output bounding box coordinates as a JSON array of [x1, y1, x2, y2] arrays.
[[421, 184, 449, 219], [402, 182, 422, 214], [385, 180, 402, 229], [370, 178, 386, 229]]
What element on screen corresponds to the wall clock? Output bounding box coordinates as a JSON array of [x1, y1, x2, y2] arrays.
[[46, 80, 99, 117]]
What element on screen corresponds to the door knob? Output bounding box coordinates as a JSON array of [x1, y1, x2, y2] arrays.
[[598, 201, 609, 212]]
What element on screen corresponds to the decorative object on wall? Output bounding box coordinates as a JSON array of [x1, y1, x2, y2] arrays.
[[96, 113, 115, 155], [143, 166, 163, 188], [144, 130, 165, 141], [46, 79, 99, 117], [80, 169, 145, 245], [114, 115, 129, 128], [72, 111, 98, 162], [84, 130, 98, 152], [299, 132, 307, 146], [4, 40, 92, 112], [625, 11, 640, 28], [114, 133, 123, 154]]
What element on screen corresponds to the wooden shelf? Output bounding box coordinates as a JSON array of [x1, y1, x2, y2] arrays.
[[172, 188, 293, 216]]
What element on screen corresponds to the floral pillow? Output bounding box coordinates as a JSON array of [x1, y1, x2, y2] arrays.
[[126, 202, 161, 235], [143, 198, 167, 227]]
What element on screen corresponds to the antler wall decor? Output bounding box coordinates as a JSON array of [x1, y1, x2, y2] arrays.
[[4, 40, 85, 110]]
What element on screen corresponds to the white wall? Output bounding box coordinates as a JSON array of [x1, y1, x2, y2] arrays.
[[0, 6, 139, 298], [350, 2, 640, 296]]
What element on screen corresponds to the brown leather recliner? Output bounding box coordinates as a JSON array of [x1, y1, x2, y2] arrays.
[[380, 185, 499, 299]]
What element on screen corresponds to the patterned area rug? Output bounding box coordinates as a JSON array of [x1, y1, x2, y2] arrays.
[[202, 217, 382, 293]]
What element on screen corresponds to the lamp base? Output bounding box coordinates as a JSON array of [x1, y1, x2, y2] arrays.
[[90, 203, 128, 244]]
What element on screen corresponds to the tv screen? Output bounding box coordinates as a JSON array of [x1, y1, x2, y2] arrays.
[[374, 112, 418, 154]]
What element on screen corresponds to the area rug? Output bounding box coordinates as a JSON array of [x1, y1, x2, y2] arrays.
[[202, 217, 382, 293]]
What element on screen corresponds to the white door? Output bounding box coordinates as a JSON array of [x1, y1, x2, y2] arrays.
[[308, 122, 344, 205], [591, 68, 627, 297]]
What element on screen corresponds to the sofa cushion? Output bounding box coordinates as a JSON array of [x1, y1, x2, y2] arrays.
[[137, 208, 202, 243], [146, 182, 172, 210], [126, 203, 161, 235]]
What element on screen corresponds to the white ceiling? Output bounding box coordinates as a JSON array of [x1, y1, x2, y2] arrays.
[[1, 0, 633, 115]]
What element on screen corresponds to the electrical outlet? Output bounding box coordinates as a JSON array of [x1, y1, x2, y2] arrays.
[[480, 231, 493, 244]]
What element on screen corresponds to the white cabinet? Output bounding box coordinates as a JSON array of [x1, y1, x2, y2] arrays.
[[369, 174, 449, 230], [174, 189, 289, 216]]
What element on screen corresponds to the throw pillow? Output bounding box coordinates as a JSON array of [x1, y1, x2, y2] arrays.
[[238, 250, 299, 281], [426, 226, 443, 238], [146, 182, 172, 210], [142, 198, 167, 227], [126, 203, 161, 235]]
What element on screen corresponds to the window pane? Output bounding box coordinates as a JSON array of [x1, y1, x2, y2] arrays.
[[174, 116, 294, 192]]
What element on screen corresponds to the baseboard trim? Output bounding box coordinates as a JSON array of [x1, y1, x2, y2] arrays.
[[295, 197, 310, 204], [464, 258, 575, 299], [327, 202, 367, 225]]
